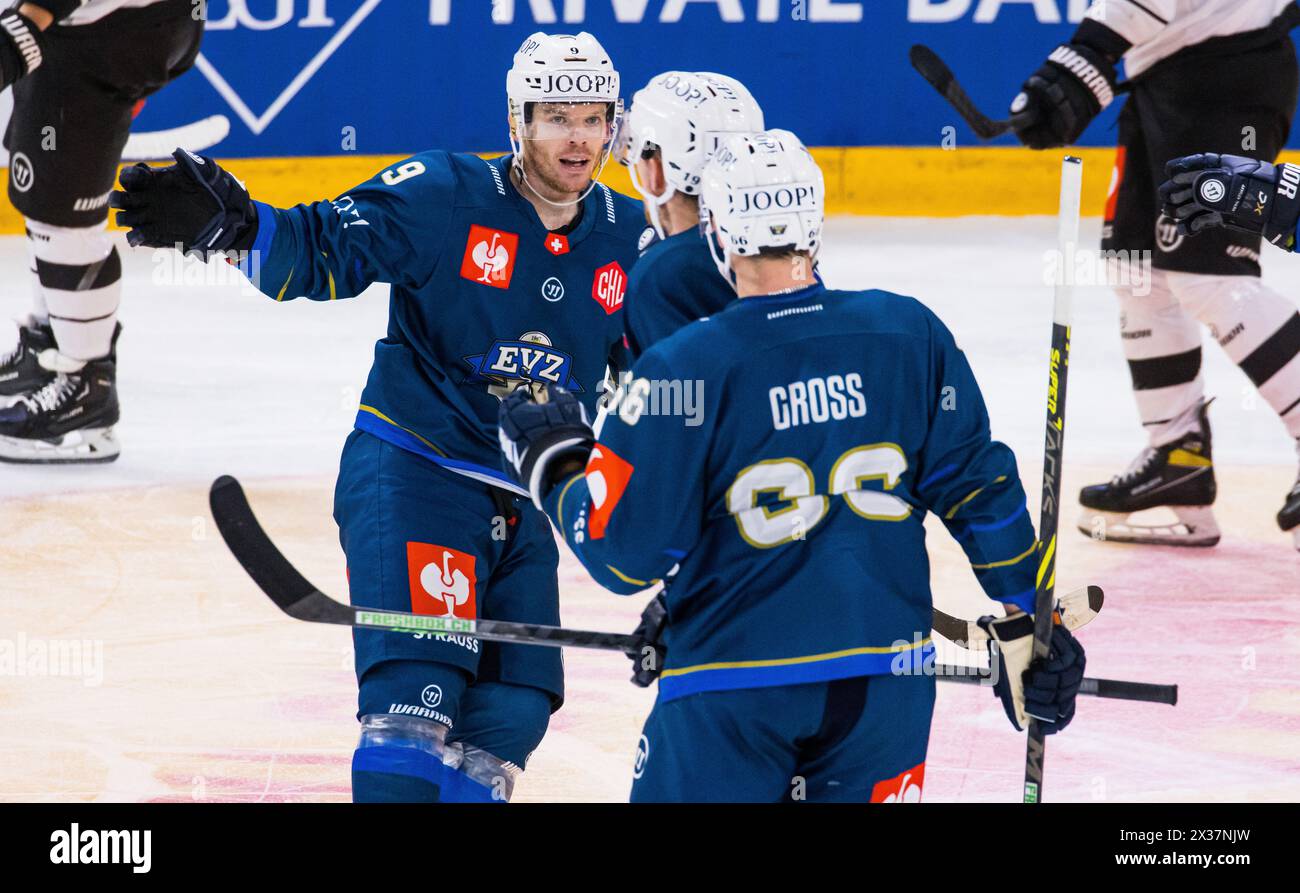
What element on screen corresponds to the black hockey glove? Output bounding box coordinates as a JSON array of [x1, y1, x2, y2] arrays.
[[629, 592, 668, 687], [498, 384, 595, 510], [0, 10, 44, 90], [1011, 21, 1124, 150], [979, 611, 1085, 735], [109, 149, 258, 260], [1160, 153, 1300, 251]]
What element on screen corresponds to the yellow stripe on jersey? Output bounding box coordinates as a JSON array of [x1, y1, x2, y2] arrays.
[[970, 542, 1036, 570], [944, 475, 1007, 520], [660, 637, 931, 679], [357, 404, 448, 457]]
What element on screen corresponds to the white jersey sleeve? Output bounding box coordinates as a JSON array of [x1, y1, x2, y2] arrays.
[[46, 0, 175, 26], [1089, 0, 1296, 78]]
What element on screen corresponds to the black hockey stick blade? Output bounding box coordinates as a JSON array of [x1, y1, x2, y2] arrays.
[[209, 475, 642, 654], [210, 474, 354, 626], [910, 44, 1017, 141]]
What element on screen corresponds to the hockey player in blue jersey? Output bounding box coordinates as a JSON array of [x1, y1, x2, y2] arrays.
[[499, 130, 1086, 802], [110, 32, 648, 801], [616, 71, 764, 360]]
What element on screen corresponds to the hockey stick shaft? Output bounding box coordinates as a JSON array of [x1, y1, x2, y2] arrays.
[[1022, 156, 1084, 804], [909, 44, 1131, 142], [209, 476, 1173, 705], [940, 671, 1176, 706]]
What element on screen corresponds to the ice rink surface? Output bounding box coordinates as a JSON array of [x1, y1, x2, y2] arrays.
[[1, 216, 1297, 802]]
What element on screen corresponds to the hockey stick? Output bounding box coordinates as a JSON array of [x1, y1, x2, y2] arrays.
[[209, 475, 1176, 705], [1021, 156, 1084, 805], [909, 45, 1131, 142], [930, 584, 1103, 649], [121, 114, 231, 162]]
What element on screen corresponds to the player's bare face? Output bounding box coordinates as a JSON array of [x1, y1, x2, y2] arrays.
[[522, 102, 610, 198]]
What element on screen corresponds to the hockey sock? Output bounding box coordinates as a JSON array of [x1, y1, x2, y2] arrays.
[[27, 219, 121, 362]]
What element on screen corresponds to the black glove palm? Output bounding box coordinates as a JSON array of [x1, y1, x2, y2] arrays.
[[110, 149, 258, 259]]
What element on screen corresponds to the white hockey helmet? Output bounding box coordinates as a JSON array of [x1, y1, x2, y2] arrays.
[[506, 32, 623, 207], [618, 71, 765, 237], [698, 129, 825, 280]]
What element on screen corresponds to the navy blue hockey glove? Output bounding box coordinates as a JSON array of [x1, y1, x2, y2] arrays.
[[498, 384, 595, 509], [0, 10, 44, 90], [629, 592, 668, 687], [1160, 153, 1300, 251], [110, 149, 258, 259], [978, 611, 1085, 735]]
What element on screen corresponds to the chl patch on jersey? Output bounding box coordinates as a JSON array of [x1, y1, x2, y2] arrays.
[[871, 762, 925, 803], [464, 331, 584, 397], [407, 542, 477, 620], [586, 443, 635, 539], [592, 261, 627, 315], [544, 233, 570, 256], [460, 224, 519, 289]]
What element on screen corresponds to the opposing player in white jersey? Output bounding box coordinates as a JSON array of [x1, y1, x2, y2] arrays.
[[1009, 0, 1300, 547], [0, 0, 203, 463], [616, 71, 765, 360]]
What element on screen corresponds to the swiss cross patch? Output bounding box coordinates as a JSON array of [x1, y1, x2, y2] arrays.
[[460, 224, 519, 290], [407, 542, 478, 620], [544, 233, 570, 256], [870, 762, 925, 803], [586, 443, 635, 539], [591, 261, 626, 315]]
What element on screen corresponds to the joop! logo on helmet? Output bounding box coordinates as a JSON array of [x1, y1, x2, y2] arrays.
[[734, 185, 818, 215], [523, 72, 619, 99]]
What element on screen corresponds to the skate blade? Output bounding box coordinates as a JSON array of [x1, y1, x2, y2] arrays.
[[1077, 506, 1220, 547], [0, 427, 120, 464]]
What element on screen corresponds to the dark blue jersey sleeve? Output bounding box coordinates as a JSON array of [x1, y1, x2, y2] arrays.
[[244, 153, 455, 302], [914, 311, 1039, 613], [542, 348, 708, 595]]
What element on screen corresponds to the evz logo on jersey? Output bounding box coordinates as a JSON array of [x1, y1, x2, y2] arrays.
[[464, 333, 584, 393], [592, 261, 626, 315], [407, 542, 477, 620], [871, 762, 925, 803], [460, 224, 519, 289]]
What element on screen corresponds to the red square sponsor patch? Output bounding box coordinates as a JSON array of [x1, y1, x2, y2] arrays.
[[407, 542, 477, 619], [544, 232, 570, 256], [592, 261, 626, 315], [870, 762, 925, 803], [460, 224, 519, 290], [585, 443, 635, 540]]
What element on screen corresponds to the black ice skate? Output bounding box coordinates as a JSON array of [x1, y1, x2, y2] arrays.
[[0, 318, 55, 405], [0, 353, 120, 464], [1280, 440, 1300, 551], [1077, 400, 1219, 547]]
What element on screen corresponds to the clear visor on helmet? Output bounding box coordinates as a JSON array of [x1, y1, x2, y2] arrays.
[[521, 101, 615, 143]]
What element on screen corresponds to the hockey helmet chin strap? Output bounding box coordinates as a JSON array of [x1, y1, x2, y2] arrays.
[[626, 158, 675, 240]]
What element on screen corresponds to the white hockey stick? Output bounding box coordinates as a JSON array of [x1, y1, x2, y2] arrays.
[[121, 114, 231, 162]]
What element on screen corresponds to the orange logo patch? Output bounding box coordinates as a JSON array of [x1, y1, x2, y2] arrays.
[[460, 224, 519, 289], [871, 762, 925, 803], [585, 443, 635, 540], [407, 542, 477, 619], [544, 233, 570, 256], [1105, 146, 1126, 223], [592, 261, 626, 315]]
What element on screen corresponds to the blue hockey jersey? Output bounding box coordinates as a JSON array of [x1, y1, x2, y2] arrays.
[[623, 228, 736, 361], [542, 283, 1039, 701], [244, 151, 645, 493]]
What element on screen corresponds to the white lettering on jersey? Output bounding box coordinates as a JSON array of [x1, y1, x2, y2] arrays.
[[769, 372, 866, 431]]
